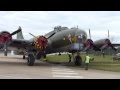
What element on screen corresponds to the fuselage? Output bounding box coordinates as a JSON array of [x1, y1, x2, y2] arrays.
[[44, 27, 87, 53]]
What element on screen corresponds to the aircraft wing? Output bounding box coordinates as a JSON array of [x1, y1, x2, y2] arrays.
[[0, 27, 49, 56], [0, 39, 33, 53], [9, 39, 32, 49], [112, 43, 120, 46], [112, 43, 120, 50]]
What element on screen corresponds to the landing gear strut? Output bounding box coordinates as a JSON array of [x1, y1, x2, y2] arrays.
[[23, 55, 25, 59], [4, 49, 7, 56], [27, 54, 35, 66], [36, 51, 42, 59]]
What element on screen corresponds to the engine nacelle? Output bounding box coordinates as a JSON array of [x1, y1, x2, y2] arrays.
[[33, 36, 48, 50], [85, 39, 94, 50], [94, 39, 116, 51], [0, 31, 12, 44], [85, 39, 100, 51], [104, 39, 111, 47], [101, 39, 116, 51]]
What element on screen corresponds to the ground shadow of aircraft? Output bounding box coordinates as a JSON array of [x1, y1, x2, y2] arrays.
[[0, 26, 118, 66]]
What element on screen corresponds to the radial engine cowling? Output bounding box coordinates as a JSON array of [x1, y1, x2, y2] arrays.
[[85, 39, 100, 51], [101, 39, 116, 51], [103, 39, 111, 48], [0, 31, 12, 44], [85, 39, 94, 50], [33, 36, 48, 50]]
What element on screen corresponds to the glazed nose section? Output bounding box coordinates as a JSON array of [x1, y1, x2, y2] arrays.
[[75, 30, 86, 43], [75, 34, 85, 43], [70, 43, 84, 51]]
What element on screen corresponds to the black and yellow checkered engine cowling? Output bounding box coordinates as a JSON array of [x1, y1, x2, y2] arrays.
[[33, 36, 48, 50]]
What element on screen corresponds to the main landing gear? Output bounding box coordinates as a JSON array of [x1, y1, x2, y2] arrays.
[[71, 53, 82, 66], [24, 50, 46, 66], [27, 53, 35, 66]]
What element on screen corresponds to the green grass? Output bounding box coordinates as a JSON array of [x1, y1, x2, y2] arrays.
[[45, 54, 120, 72], [45, 54, 69, 64]]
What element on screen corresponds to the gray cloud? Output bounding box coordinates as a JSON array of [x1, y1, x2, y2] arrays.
[[0, 11, 120, 43]]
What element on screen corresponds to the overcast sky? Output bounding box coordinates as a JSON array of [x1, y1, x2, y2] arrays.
[[0, 11, 120, 43]]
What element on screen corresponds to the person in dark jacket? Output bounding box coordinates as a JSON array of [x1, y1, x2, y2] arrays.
[[75, 52, 82, 66]]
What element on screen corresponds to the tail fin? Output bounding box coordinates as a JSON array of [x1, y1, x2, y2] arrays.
[[16, 26, 24, 40]]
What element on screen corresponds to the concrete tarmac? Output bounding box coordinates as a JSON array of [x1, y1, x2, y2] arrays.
[[0, 54, 120, 79]]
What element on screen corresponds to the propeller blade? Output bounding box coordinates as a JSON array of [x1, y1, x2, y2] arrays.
[[47, 32, 55, 39], [29, 33, 36, 38], [108, 30, 109, 39], [107, 30, 116, 51], [89, 29, 91, 39], [11, 26, 21, 36]]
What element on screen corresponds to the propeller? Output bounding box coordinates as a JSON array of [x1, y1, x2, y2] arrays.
[[29, 33, 48, 50], [107, 30, 116, 51], [100, 30, 116, 51], [0, 26, 22, 56], [29, 33, 48, 60], [84, 29, 100, 51], [84, 29, 93, 51], [108, 30, 109, 39]]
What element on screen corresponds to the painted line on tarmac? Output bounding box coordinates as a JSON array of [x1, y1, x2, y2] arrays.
[[52, 66, 84, 79], [52, 70, 75, 72], [53, 75, 84, 79], [52, 72, 78, 75], [0, 75, 32, 79]]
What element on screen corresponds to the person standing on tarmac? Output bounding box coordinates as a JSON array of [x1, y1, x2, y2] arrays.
[[84, 54, 91, 70], [102, 51, 105, 58], [68, 54, 72, 63], [75, 52, 82, 66]]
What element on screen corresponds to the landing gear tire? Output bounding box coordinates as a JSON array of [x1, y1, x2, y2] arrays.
[[23, 55, 25, 59], [27, 54, 35, 66]]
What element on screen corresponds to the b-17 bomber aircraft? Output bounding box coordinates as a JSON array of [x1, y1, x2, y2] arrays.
[[0, 26, 118, 66]]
